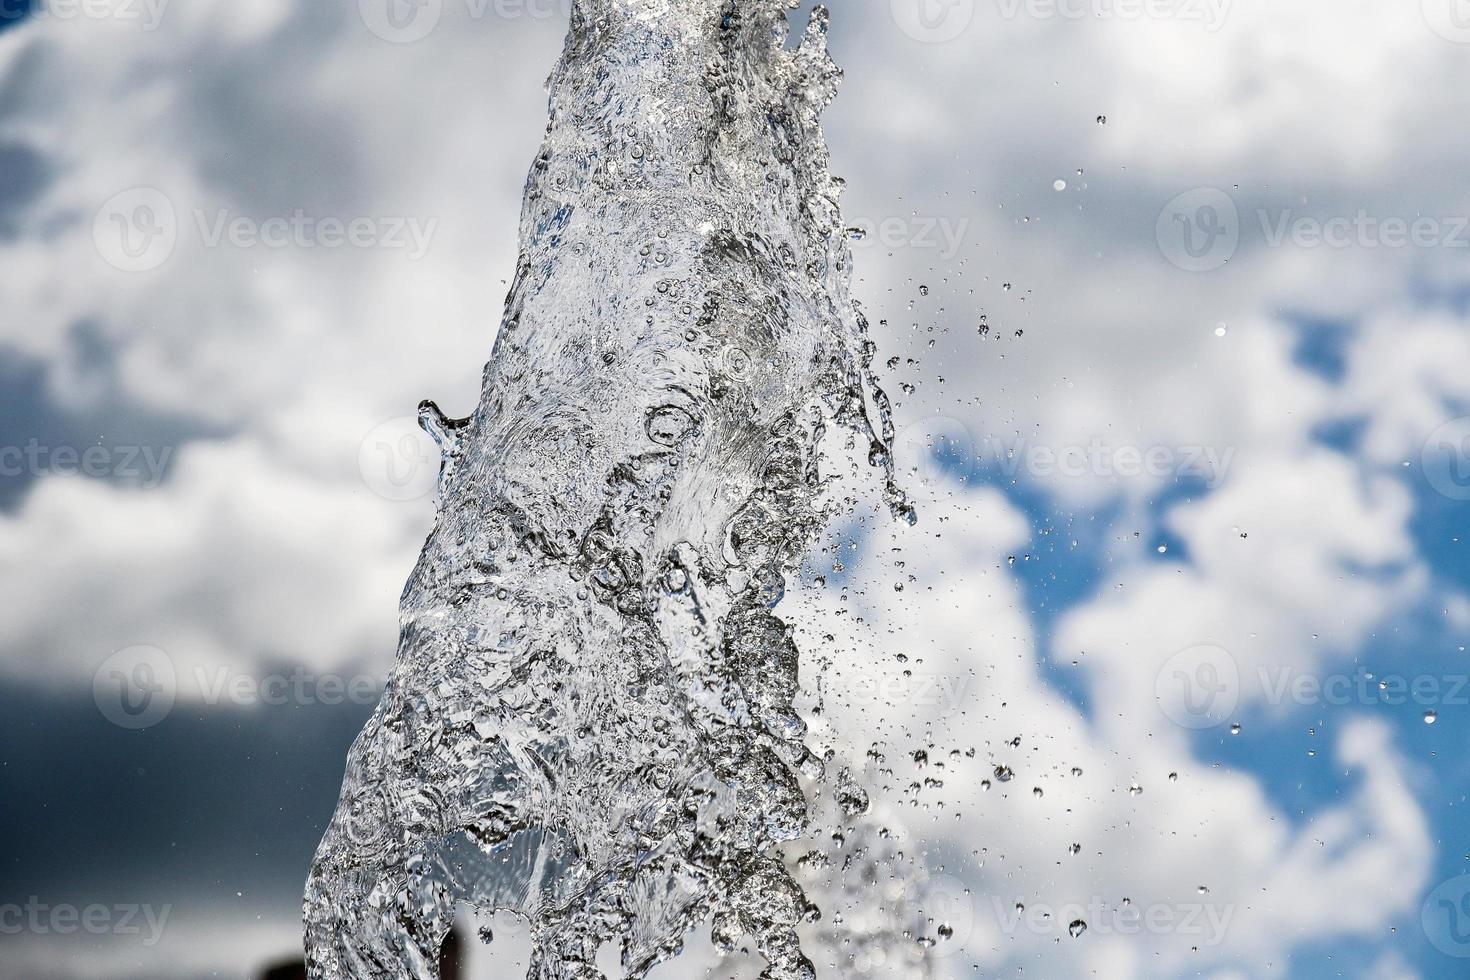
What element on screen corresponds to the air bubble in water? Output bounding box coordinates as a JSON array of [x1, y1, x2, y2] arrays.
[[646, 404, 696, 446]]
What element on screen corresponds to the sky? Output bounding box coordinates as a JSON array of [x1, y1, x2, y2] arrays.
[[1, 0, 1469, 977]]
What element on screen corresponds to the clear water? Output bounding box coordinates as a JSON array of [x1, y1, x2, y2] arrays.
[[304, 3, 914, 977]]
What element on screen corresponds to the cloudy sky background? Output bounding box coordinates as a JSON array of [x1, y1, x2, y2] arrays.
[[2, 0, 1469, 977]]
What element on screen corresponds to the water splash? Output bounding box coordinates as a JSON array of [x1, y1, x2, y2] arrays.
[[305, 3, 911, 977]]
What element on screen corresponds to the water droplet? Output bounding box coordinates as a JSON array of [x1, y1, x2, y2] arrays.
[[835, 768, 870, 816], [1053, 179, 1067, 191], [1068, 919, 1087, 938], [1424, 710, 1438, 725]]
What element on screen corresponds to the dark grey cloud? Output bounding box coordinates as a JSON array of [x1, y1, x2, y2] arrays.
[[0, 139, 46, 237], [0, 679, 372, 911], [0, 341, 228, 510]]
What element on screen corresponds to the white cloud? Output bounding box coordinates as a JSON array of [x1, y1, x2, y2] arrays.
[[0, 438, 419, 690]]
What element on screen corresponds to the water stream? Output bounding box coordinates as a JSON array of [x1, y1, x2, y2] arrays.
[[305, 4, 914, 977]]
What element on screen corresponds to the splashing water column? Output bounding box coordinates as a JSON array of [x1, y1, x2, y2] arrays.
[[305, 3, 910, 978]]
